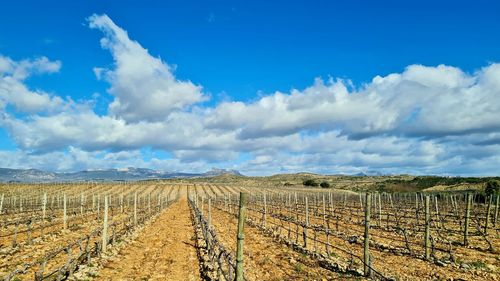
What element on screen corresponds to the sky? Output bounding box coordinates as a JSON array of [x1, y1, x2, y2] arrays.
[[0, 0, 500, 176]]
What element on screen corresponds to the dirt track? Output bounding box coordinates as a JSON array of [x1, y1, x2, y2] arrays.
[[95, 196, 201, 281]]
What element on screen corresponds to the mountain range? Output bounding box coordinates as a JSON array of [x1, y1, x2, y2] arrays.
[[0, 167, 243, 182]]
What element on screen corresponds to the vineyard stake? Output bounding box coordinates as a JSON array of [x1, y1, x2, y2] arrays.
[[208, 198, 212, 227], [134, 192, 138, 226], [235, 192, 248, 281], [263, 192, 267, 227], [494, 194, 499, 226], [102, 195, 108, 252], [295, 192, 299, 243], [63, 193, 67, 230], [97, 195, 100, 218], [364, 193, 372, 277], [464, 193, 471, 246], [485, 195, 492, 235], [0, 193, 4, 214], [201, 196, 205, 215], [148, 193, 151, 214], [42, 192, 47, 237], [80, 192, 84, 215], [322, 194, 326, 226], [434, 196, 441, 228], [378, 193, 382, 227], [415, 193, 419, 225], [424, 195, 430, 260], [304, 197, 309, 248]]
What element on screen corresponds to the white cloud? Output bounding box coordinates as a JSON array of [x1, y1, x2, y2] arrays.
[[206, 63, 500, 139], [0, 55, 61, 79], [87, 14, 207, 122], [1, 14, 500, 176], [0, 55, 64, 113], [0, 148, 209, 172]]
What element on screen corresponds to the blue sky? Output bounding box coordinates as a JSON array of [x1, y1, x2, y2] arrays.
[[0, 1, 500, 175]]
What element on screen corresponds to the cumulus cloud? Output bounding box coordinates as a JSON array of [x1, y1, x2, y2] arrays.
[[1, 14, 500, 175], [0, 55, 64, 113], [87, 14, 207, 122], [206, 64, 500, 139], [0, 147, 210, 172]]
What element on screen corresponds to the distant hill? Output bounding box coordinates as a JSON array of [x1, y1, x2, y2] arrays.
[[0, 167, 244, 182], [202, 168, 243, 177]]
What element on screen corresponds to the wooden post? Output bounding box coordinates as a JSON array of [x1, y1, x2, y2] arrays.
[[494, 194, 499, 226], [120, 193, 124, 213], [148, 193, 151, 214], [63, 194, 67, 230], [295, 192, 299, 243], [464, 193, 471, 246], [102, 196, 108, 252], [378, 193, 382, 227], [80, 192, 84, 215], [324, 193, 330, 255], [208, 198, 212, 227], [424, 195, 430, 260], [322, 194, 326, 226], [485, 195, 492, 235], [434, 196, 440, 228], [0, 193, 3, 214], [42, 192, 47, 219], [235, 192, 248, 281], [263, 192, 267, 227], [415, 193, 419, 225], [364, 193, 371, 277], [134, 192, 138, 226], [304, 197, 309, 248]]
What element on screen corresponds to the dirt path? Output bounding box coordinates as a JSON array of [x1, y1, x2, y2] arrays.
[[95, 194, 201, 281]]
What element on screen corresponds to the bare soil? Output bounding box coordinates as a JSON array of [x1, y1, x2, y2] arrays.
[[209, 206, 358, 280], [95, 196, 201, 281]]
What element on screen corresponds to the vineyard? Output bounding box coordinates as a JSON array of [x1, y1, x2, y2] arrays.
[[1, 182, 498, 280]]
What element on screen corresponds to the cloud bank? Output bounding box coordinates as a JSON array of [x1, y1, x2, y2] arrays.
[[1, 14, 499, 176]]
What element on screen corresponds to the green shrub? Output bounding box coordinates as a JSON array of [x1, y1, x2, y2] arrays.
[[320, 181, 330, 188], [485, 180, 499, 196], [303, 179, 319, 187]]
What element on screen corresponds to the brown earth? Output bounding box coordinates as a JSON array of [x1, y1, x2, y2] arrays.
[[208, 206, 359, 280], [95, 195, 201, 281]]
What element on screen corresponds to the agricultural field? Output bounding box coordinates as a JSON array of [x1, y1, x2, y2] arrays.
[[0, 181, 498, 280]]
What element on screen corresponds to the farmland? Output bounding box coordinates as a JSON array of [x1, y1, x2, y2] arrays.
[[0, 180, 498, 280]]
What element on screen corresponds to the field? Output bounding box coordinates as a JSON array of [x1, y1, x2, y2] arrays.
[[0, 180, 498, 281]]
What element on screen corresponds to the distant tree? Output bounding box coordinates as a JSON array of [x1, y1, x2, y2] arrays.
[[320, 181, 330, 188], [303, 179, 319, 187], [485, 180, 500, 197]]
